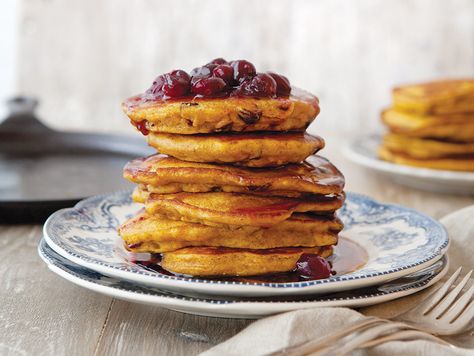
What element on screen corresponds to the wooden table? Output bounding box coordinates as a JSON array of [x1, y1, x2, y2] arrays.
[[2, 134, 473, 356]]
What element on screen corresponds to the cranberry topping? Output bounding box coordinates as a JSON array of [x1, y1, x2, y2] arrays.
[[162, 70, 191, 98], [295, 254, 332, 279], [268, 72, 291, 96], [148, 75, 166, 95], [143, 58, 291, 101], [233, 73, 277, 98], [133, 120, 149, 135], [192, 77, 227, 96], [190, 66, 213, 84], [209, 58, 227, 65], [230, 60, 256, 83], [213, 64, 234, 85]]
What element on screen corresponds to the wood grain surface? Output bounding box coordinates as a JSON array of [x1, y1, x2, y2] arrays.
[[1, 134, 473, 356]]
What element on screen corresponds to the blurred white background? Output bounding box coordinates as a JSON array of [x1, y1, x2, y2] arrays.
[[1, 0, 473, 136], [0, 0, 19, 118]]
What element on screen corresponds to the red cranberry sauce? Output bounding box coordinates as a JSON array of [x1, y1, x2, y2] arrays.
[[295, 253, 333, 279], [145, 58, 292, 101]]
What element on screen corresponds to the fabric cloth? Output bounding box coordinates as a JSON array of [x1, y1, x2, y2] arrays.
[[202, 205, 474, 355]]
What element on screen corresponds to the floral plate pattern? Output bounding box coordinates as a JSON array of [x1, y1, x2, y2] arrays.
[[39, 239, 448, 318], [42, 190, 448, 297]]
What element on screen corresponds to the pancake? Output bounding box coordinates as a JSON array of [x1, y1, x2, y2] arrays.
[[382, 133, 474, 159], [146, 132, 325, 167], [124, 154, 345, 196], [122, 88, 319, 134], [382, 109, 474, 142], [379, 146, 474, 171], [161, 246, 334, 276], [119, 211, 342, 253], [140, 191, 345, 227], [141, 183, 310, 198], [134, 185, 344, 203], [392, 79, 474, 115]]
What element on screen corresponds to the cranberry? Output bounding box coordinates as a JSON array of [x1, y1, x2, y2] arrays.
[[213, 64, 234, 85], [162, 70, 191, 98], [190, 65, 213, 84], [267, 72, 291, 96], [147, 75, 165, 95], [233, 73, 277, 98], [209, 58, 227, 65], [192, 77, 227, 96], [133, 120, 149, 135], [230, 60, 256, 83], [295, 254, 332, 279]]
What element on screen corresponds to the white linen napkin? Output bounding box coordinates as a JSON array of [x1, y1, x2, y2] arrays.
[[202, 205, 474, 355]]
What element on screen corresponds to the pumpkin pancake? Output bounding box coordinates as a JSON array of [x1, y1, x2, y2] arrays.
[[382, 109, 474, 142], [119, 211, 342, 253], [122, 88, 319, 134], [124, 154, 345, 196], [379, 146, 474, 171], [140, 183, 308, 198], [133, 185, 344, 202], [146, 132, 324, 167], [382, 133, 474, 159], [140, 191, 344, 227], [161, 246, 333, 277], [392, 79, 474, 115]]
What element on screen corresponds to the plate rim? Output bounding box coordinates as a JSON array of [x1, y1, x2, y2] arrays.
[[344, 133, 474, 182], [42, 190, 449, 296], [38, 238, 449, 318]]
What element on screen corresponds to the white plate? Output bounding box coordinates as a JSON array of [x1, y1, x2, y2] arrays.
[[344, 134, 474, 194], [38, 239, 448, 319], [43, 190, 449, 297]]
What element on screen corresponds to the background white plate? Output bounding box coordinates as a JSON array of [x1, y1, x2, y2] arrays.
[[344, 134, 474, 194], [39, 239, 449, 319]]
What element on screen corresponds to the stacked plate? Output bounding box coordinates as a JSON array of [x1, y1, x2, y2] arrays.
[[39, 189, 449, 319]]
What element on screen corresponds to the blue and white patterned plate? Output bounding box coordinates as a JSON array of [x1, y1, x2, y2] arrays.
[[344, 134, 474, 194], [43, 190, 449, 297], [39, 238, 448, 318]]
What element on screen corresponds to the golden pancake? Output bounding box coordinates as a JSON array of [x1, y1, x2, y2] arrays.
[[141, 191, 344, 227], [392, 79, 474, 115], [122, 88, 319, 134], [161, 246, 333, 276], [382, 133, 474, 159], [146, 132, 324, 167], [124, 154, 345, 196], [382, 109, 474, 142], [379, 146, 474, 171], [141, 183, 309, 198], [133, 184, 310, 202], [119, 211, 342, 253], [133, 184, 344, 207]]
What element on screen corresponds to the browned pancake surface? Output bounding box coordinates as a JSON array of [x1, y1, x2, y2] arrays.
[[122, 88, 319, 134], [147, 132, 324, 167], [124, 154, 345, 196], [140, 191, 344, 227], [161, 246, 334, 276], [119, 211, 342, 253], [393, 79, 474, 115]]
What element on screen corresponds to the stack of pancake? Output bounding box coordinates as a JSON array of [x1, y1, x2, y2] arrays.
[[379, 79, 474, 171], [118, 89, 345, 277]]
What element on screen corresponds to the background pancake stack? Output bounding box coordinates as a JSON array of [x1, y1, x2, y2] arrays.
[[118, 60, 345, 278], [379, 79, 474, 171]]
